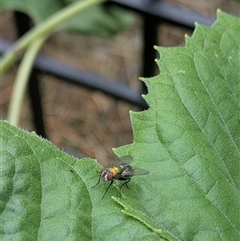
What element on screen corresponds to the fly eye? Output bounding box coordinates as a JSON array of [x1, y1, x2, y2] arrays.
[[106, 173, 113, 181]]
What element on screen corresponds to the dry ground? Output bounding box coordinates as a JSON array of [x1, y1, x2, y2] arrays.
[[1, 0, 239, 166]]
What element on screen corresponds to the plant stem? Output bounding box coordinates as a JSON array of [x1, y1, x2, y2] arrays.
[[7, 37, 46, 126], [0, 0, 106, 75]]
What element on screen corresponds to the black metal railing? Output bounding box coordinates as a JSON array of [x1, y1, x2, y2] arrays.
[[0, 0, 215, 138]]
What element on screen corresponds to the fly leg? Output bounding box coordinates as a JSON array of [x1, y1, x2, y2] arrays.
[[102, 180, 113, 199], [124, 178, 131, 189], [118, 178, 131, 197], [91, 174, 101, 188]]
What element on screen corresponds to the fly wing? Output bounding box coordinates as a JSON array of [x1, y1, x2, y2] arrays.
[[119, 156, 149, 175], [132, 167, 149, 176], [121, 165, 149, 176], [112, 155, 149, 176]]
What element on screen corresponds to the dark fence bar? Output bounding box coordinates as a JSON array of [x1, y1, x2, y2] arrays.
[[1, 0, 215, 137]]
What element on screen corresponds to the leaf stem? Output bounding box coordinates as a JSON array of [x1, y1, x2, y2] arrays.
[[0, 0, 106, 75], [7, 37, 46, 125]]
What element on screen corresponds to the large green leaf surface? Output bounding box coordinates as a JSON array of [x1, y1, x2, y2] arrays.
[[0, 121, 159, 240], [1, 0, 133, 36], [116, 10, 239, 240], [1, 11, 239, 241]]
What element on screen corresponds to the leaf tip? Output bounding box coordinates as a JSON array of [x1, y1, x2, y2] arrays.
[[194, 22, 200, 27], [139, 77, 145, 82], [184, 33, 191, 42], [111, 196, 119, 202], [129, 110, 134, 115]]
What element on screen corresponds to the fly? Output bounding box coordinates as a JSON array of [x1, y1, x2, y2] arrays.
[[92, 155, 149, 199]]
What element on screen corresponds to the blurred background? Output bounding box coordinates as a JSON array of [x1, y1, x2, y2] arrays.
[[1, 0, 239, 166]]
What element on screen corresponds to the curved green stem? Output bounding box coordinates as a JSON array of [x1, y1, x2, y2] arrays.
[[7, 37, 46, 126], [0, 0, 106, 75], [4, 0, 106, 126]]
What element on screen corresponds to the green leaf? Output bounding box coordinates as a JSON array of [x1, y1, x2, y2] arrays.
[[115, 10, 240, 240], [1, 10, 239, 241], [1, 0, 133, 36], [0, 121, 160, 240]]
